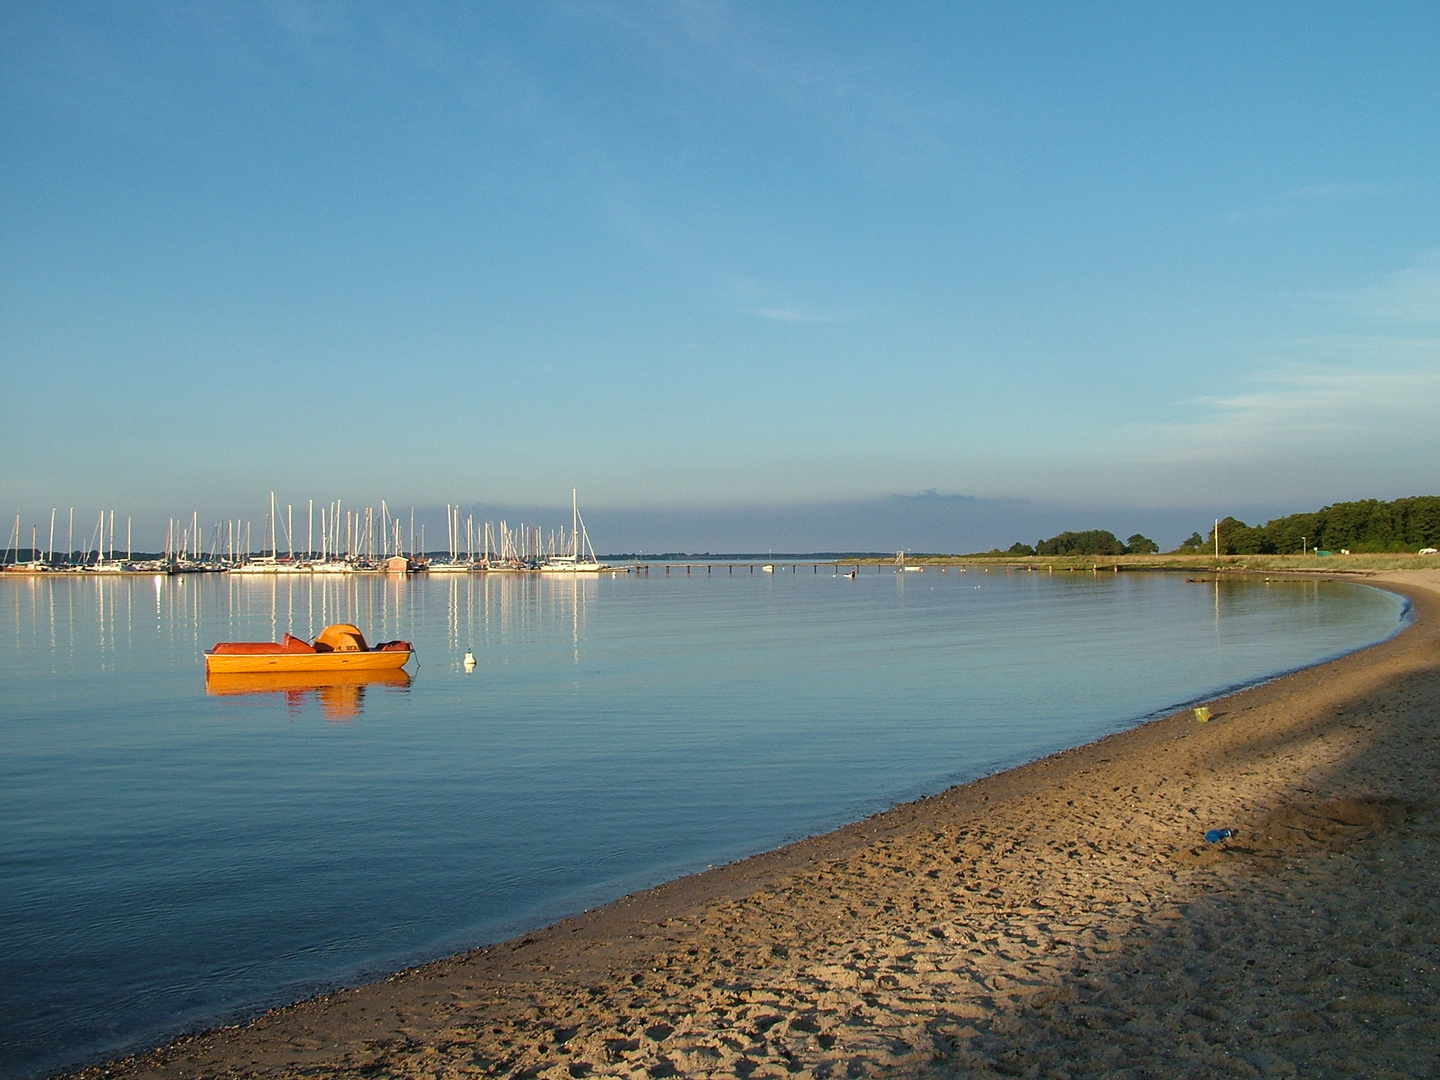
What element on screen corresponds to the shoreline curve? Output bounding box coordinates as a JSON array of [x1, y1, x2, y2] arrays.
[[68, 570, 1440, 1079]]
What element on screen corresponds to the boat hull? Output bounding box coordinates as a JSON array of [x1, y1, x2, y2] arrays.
[[206, 667, 412, 694], [203, 650, 411, 675]]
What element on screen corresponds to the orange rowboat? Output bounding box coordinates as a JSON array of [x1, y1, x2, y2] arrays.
[[203, 623, 413, 675]]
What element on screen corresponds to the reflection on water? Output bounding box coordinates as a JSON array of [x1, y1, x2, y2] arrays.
[[205, 669, 411, 721], [0, 569, 1408, 1080], [3, 568, 598, 695]]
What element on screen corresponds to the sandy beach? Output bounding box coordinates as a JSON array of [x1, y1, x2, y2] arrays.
[[71, 570, 1440, 1080]]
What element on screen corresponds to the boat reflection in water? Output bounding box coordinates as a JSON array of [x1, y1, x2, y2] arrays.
[[205, 668, 411, 721]]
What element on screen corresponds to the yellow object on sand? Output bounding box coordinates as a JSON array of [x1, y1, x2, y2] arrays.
[[1194, 706, 1211, 723]]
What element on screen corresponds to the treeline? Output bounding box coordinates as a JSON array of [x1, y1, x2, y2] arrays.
[[1003, 530, 1159, 557], [1174, 496, 1440, 555]]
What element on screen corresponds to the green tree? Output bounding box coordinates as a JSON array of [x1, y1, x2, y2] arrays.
[[1178, 496, 1440, 554], [1208, 517, 1270, 555], [1036, 530, 1126, 556], [1008, 541, 1037, 555], [1240, 496, 1440, 553], [1124, 534, 1159, 554]]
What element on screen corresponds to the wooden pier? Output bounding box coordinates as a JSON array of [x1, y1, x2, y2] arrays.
[[629, 561, 931, 575]]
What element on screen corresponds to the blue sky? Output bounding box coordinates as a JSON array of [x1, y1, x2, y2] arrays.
[[3, 2, 1439, 552]]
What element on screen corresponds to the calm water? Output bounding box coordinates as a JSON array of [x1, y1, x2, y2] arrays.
[[0, 568, 1408, 1077]]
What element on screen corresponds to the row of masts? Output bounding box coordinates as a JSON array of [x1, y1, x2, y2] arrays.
[[3, 508, 149, 570], [4, 491, 602, 573], [439, 495, 595, 567]]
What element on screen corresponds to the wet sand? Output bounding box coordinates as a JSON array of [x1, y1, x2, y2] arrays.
[[74, 571, 1440, 1080]]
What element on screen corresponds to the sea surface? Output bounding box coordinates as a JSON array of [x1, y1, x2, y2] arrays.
[[0, 567, 1409, 1078]]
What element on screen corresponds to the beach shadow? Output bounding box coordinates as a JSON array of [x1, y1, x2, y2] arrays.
[[871, 655, 1440, 1078]]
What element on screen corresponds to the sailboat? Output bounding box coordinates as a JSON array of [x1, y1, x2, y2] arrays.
[[540, 490, 606, 573], [90, 511, 133, 573], [428, 504, 481, 572], [231, 492, 310, 573]]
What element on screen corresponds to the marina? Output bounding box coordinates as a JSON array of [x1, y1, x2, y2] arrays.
[[4, 495, 1001, 580], [1, 491, 615, 577]]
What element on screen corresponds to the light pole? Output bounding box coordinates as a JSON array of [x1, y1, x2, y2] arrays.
[[1301, 536, 1307, 556]]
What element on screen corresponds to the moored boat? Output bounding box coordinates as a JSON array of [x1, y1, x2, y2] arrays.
[[539, 490, 608, 573], [204, 623, 413, 674]]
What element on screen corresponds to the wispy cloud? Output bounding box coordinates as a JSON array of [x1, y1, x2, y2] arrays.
[[1010, 356, 1440, 510], [727, 276, 853, 323], [266, 1, 346, 41], [587, 0, 969, 177], [1347, 249, 1440, 324], [1097, 247, 1440, 506], [1139, 254, 1440, 458], [1218, 181, 1397, 223], [1196, 366, 1438, 435], [744, 306, 853, 324], [1131, 360, 1440, 472]]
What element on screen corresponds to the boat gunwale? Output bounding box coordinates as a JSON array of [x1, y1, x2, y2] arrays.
[[203, 648, 412, 674]]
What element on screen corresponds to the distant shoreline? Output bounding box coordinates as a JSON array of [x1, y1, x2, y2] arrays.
[[8, 551, 1437, 578]]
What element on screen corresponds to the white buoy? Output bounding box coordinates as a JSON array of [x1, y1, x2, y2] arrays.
[[463, 648, 476, 671]]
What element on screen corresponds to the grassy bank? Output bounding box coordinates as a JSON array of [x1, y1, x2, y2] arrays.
[[890, 552, 1440, 573]]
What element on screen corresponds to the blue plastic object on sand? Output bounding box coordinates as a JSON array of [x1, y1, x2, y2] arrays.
[[1204, 828, 1233, 843]]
